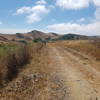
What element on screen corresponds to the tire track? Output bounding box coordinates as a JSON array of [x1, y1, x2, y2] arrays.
[[49, 44, 99, 100]]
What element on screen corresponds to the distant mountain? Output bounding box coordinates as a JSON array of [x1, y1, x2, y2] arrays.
[[15, 30, 48, 41], [0, 30, 59, 42], [0, 30, 99, 42], [48, 32, 59, 37], [15, 30, 60, 41], [26, 30, 49, 39], [0, 35, 8, 42], [55, 33, 89, 40]]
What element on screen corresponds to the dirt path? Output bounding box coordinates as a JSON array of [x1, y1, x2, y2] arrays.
[[48, 44, 100, 100], [1, 43, 100, 100]]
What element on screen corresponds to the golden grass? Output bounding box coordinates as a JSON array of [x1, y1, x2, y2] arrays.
[[54, 40, 100, 61], [0, 43, 34, 86], [0, 42, 53, 100], [0, 42, 66, 100]]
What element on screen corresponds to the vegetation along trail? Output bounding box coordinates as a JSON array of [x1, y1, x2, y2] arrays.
[[0, 41, 100, 100]]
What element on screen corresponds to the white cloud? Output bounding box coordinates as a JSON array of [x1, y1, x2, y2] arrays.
[[31, 5, 50, 14], [55, 0, 90, 10], [47, 7, 100, 36], [35, 0, 47, 5], [0, 21, 3, 25], [55, 0, 100, 10], [15, 2, 52, 23], [16, 5, 50, 15], [26, 13, 41, 23], [95, 7, 100, 21], [47, 22, 100, 35], [46, 0, 100, 35], [0, 28, 31, 34], [15, 6, 31, 15], [27, 5, 50, 23], [77, 18, 86, 23], [92, 0, 100, 7]]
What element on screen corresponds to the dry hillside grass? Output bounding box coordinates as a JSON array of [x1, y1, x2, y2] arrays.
[[0, 43, 48, 99], [0, 43, 34, 87], [0, 42, 67, 100], [0, 39, 100, 100], [54, 40, 100, 61]]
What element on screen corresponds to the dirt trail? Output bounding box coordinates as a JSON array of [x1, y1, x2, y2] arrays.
[[48, 44, 100, 100], [1, 43, 100, 100]]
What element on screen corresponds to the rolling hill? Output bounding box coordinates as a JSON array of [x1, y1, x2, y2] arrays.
[[0, 30, 100, 43]]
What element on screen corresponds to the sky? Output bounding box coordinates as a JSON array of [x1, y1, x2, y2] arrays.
[[0, 0, 100, 35]]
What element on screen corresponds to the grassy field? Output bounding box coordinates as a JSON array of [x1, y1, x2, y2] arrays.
[[0, 39, 100, 100], [0, 42, 35, 87], [0, 41, 54, 100], [0, 43, 17, 57], [54, 40, 100, 61]]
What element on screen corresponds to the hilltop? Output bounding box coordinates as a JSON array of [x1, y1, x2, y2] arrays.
[[0, 30, 100, 43]]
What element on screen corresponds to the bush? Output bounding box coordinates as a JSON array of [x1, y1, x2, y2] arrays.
[[17, 40, 27, 44], [6, 53, 18, 81], [33, 38, 43, 43], [0, 44, 32, 86], [16, 45, 32, 66]]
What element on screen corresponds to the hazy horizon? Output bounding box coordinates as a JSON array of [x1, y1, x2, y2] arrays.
[[0, 29, 100, 36]]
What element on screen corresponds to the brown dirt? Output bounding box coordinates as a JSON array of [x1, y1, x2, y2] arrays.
[[48, 43, 100, 100], [0, 42, 100, 100]]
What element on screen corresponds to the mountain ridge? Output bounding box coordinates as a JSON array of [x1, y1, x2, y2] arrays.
[[0, 30, 99, 42]]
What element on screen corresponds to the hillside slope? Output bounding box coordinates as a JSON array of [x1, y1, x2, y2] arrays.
[[0, 31, 100, 42]]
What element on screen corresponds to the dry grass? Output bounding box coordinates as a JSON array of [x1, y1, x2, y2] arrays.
[[0, 42, 66, 100], [0, 43, 33, 86], [54, 40, 100, 61], [0, 42, 52, 100]]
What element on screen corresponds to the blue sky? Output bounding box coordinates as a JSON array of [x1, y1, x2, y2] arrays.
[[0, 0, 100, 35]]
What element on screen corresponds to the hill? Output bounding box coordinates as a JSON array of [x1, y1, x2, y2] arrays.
[[0, 31, 100, 43]]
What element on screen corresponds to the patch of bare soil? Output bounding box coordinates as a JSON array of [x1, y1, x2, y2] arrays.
[[0, 72, 67, 100]]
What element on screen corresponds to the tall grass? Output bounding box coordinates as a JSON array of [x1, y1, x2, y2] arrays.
[[69, 41, 100, 60], [0, 43, 32, 86], [58, 40, 100, 60]]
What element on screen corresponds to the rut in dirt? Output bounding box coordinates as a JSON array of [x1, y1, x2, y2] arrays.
[[48, 44, 100, 100], [0, 43, 100, 100]]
